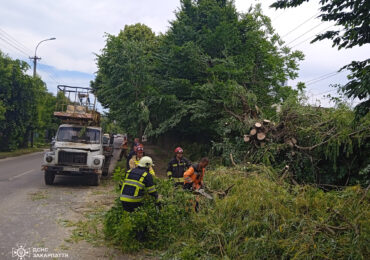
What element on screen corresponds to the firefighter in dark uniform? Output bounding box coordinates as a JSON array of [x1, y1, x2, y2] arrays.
[[167, 147, 191, 186], [120, 156, 158, 212]]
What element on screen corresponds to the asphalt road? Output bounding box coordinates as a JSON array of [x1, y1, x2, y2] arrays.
[[0, 143, 123, 260]]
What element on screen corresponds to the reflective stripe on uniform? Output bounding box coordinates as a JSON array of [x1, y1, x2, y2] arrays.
[[120, 171, 149, 198], [172, 177, 184, 183], [120, 194, 144, 202], [134, 171, 148, 196], [149, 168, 155, 176], [167, 171, 172, 177], [173, 163, 185, 167], [147, 185, 156, 193], [124, 179, 145, 188]]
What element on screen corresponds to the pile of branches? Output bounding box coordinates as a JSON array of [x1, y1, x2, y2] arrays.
[[239, 102, 370, 186]]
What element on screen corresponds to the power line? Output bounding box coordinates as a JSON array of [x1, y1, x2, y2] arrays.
[[0, 30, 61, 87], [0, 34, 31, 58], [37, 68, 60, 86], [306, 71, 339, 84], [0, 28, 33, 54], [290, 24, 334, 48], [285, 22, 325, 46], [282, 11, 320, 38], [306, 71, 344, 86]]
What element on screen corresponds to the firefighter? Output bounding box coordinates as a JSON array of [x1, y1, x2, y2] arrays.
[[129, 145, 155, 176], [183, 157, 209, 191], [167, 147, 191, 186], [118, 139, 128, 161], [126, 137, 140, 169], [120, 156, 158, 212]]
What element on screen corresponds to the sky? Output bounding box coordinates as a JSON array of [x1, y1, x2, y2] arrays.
[[0, 0, 369, 108]]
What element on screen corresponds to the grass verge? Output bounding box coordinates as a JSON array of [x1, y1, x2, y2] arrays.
[[0, 147, 45, 159]]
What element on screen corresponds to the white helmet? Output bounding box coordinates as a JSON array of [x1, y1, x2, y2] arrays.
[[138, 156, 154, 168]]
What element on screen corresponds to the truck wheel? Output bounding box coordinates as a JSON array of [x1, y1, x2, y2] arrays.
[[44, 171, 55, 185], [89, 175, 101, 186]]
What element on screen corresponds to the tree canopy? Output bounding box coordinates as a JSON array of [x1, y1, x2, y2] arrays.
[[0, 51, 58, 150], [92, 1, 303, 141]]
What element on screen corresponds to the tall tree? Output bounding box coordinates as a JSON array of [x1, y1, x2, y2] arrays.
[[93, 1, 304, 142], [157, 0, 303, 139], [0, 51, 58, 150], [92, 24, 158, 137], [0, 51, 37, 150], [271, 0, 370, 116]]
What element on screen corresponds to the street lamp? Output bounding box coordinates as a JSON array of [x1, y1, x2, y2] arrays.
[[29, 37, 56, 147], [30, 37, 56, 77]]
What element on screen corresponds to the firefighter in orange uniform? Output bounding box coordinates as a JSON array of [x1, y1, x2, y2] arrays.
[[183, 157, 209, 190]]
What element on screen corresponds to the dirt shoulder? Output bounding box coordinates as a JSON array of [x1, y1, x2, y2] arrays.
[[143, 144, 172, 179]]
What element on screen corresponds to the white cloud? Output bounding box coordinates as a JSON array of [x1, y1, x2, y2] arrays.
[[0, 0, 368, 107], [0, 0, 179, 73]]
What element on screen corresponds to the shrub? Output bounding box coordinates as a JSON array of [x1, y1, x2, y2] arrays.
[[104, 178, 194, 252]]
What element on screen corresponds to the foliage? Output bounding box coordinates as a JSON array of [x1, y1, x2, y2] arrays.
[[105, 166, 370, 259], [271, 0, 370, 116], [104, 179, 194, 252], [92, 1, 303, 140], [214, 96, 370, 186], [92, 23, 157, 137], [0, 51, 58, 151], [100, 114, 124, 135]]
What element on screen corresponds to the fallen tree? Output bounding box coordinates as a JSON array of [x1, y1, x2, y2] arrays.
[[214, 97, 370, 186], [105, 165, 370, 259]]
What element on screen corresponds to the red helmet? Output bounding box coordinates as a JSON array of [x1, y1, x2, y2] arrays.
[[137, 144, 144, 152], [174, 147, 183, 153]]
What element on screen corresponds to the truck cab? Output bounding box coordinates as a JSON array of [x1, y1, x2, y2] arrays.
[[42, 85, 107, 185]]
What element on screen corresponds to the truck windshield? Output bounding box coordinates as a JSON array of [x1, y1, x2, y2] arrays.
[[57, 127, 100, 144]]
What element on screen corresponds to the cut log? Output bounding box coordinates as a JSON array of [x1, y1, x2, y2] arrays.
[[263, 119, 271, 125], [255, 122, 262, 128], [250, 128, 257, 136], [257, 132, 266, 141], [243, 135, 250, 142]]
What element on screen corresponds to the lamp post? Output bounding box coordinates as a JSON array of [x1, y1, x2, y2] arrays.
[[29, 37, 56, 147], [30, 37, 56, 77]]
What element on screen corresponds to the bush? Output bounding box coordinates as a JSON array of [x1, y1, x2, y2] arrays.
[[105, 165, 369, 259], [104, 178, 194, 252]]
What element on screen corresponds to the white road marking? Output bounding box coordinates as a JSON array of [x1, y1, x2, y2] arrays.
[[8, 169, 35, 181]]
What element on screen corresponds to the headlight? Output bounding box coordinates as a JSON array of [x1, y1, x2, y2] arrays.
[[93, 159, 100, 165], [46, 156, 53, 163]]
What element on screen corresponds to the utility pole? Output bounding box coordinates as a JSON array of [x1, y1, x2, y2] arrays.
[[30, 56, 41, 77], [29, 37, 56, 147], [29, 37, 56, 78]]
